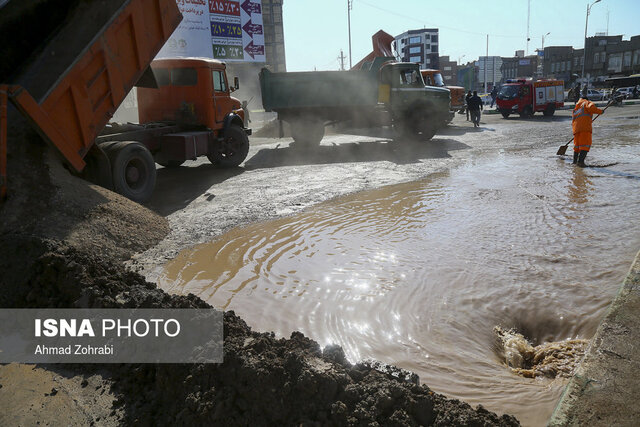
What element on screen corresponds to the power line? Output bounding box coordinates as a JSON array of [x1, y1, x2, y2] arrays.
[[357, 0, 521, 39]]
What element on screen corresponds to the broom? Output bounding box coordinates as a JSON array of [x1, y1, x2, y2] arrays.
[[557, 100, 613, 156]]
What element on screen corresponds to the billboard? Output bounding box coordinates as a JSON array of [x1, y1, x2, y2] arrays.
[[158, 0, 265, 62]]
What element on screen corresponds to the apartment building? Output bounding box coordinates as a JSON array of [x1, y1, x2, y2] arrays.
[[394, 29, 440, 70]]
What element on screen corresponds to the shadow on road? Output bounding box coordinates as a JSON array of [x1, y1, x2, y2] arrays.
[[146, 164, 244, 216], [244, 137, 470, 170]]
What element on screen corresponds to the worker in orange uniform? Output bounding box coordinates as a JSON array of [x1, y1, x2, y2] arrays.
[[572, 88, 604, 167]]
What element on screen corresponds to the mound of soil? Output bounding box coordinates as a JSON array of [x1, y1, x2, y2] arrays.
[[0, 236, 519, 425]]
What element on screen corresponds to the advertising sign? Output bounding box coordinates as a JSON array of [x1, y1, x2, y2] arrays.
[[158, 0, 265, 62]]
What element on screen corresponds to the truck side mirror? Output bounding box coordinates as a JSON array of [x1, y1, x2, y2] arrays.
[[234, 77, 239, 90]]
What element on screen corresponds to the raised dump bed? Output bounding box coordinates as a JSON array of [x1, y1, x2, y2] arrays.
[[0, 0, 182, 199]]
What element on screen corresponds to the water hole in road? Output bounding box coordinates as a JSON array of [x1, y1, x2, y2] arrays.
[[159, 136, 640, 425]]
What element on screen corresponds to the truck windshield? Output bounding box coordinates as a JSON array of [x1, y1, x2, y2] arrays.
[[498, 85, 519, 99], [400, 69, 424, 87], [432, 73, 445, 87]]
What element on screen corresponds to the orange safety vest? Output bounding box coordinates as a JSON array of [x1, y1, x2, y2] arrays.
[[572, 98, 603, 135]]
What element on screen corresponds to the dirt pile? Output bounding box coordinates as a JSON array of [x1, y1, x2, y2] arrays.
[[0, 236, 519, 425], [494, 326, 588, 379]]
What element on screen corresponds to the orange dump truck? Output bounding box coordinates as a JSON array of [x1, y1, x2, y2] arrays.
[[421, 69, 466, 115], [0, 0, 249, 202]]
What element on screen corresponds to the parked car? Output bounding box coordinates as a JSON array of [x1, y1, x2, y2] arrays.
[[586, 89, 604, 101], [616, 87, 635, 99]]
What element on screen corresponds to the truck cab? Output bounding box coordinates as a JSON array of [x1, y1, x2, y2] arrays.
[[138, 58, 245, 130], [420, 69, 465, 113], [378, 62, 451, 136]]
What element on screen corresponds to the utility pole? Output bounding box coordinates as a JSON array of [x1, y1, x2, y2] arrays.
[[540, 32, 550, 77], [526, 0, 531, 55], [338, 50, 346, 71], [485, 34, 488, 93], [582, 0, 602, 86], [347, 0, 353, 69]]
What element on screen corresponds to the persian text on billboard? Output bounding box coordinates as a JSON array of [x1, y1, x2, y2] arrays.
[[158, 0, 265, 63]]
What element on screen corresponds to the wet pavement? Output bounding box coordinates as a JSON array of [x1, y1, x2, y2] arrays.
[[138, 105, 640, 426]]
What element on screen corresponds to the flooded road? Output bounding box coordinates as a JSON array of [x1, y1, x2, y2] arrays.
[[157, 115, 640, 425]]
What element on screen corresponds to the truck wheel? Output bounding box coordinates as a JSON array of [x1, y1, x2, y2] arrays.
[[109, 142, 156, 203], [82, 145, 113, 190], [290, 118, 325, 146], [156, 159, 185, 168], [207, 124, 249, 167], [501, 111, 510, 119], [398, 110, 437, 141], [519, 106, 533, 118], [543, 105, 556, 117], [417, 122, 437, 141]]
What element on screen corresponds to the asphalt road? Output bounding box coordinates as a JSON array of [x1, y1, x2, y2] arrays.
[[135, 104, 640, 282]]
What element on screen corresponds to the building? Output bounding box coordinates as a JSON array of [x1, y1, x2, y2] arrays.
[[394, 29, 439, 70], [542, 46, 575, 83], [541, 34, 640, 87], [457, 63, 477, 91], [438, 56, 458, 85], [262, 0, 286, 72], [476, 56, 502, 91], [501, 53, 539, 81]]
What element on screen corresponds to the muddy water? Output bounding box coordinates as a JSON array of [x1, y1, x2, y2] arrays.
[[160, 126, 640, 426]]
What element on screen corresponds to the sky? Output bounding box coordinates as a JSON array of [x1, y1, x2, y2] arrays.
[[282, 0, 639, 72]]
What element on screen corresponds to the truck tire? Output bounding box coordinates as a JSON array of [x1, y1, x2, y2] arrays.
[[543, 104, 556, 117], [519, 106, 533, 118], [207, 124, 249, 167], [501, 111, 510, 119], [82, 145, 113, 190], [109, 141, 156, 203], [290, 118, 325, 146], [396, 110, 437, 141]]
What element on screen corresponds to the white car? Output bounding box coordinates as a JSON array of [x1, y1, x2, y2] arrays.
[[586, 89, 604, 101], [616, 87, 635, 99]]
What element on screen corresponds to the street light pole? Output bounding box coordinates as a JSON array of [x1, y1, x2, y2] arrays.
[[347, 0, 353, 69], [581, 0, 601, 87], [540, 32, 550, 76], [458, 54, 465, 65]]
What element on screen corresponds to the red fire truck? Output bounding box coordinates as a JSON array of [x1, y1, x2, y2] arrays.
[[496, 78, 564, 118]]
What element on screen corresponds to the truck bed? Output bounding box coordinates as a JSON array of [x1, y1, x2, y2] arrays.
[[1, 0, 182, 172], [260, 68, 379, 114]]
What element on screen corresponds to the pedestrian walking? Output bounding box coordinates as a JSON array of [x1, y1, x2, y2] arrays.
[[467, 90, 483, 127], [465, 90, 472, 121], [490, 86, 498, 108], [572, 88, 603, 167]]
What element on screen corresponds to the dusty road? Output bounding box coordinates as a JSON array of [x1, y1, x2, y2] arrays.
[[137, 104, 639, 280]]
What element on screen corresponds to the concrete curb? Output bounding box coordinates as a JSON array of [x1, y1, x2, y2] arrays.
[[549, 249, 640, 426]]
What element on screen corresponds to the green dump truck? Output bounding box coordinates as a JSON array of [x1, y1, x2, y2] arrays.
[[259, 57, 451, 145]]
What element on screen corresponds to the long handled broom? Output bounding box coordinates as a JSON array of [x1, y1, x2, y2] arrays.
[[556, 100, 613, 155]]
